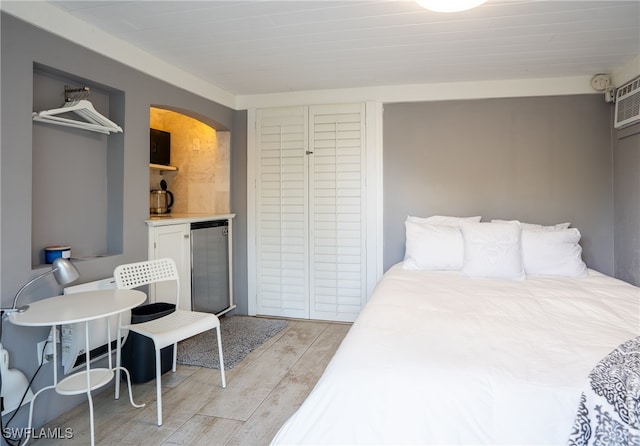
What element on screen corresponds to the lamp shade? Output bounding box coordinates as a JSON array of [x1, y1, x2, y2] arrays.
[[10, 258, 81, 311], [52, 257, 80, 285]]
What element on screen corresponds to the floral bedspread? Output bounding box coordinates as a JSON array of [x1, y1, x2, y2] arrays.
[[568, 336, 640, 446]]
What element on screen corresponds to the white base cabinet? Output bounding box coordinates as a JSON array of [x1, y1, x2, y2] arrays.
[[147, 222, 192, 311], [146, 214, 235, 314]]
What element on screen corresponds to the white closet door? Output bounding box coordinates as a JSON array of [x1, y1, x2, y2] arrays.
[[308, 104, 366, 322], [253, 104, 369, 322], [255, 107, 309, 319]]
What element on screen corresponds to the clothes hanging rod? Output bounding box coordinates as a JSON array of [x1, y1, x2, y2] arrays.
[[33, 85, 123, 134], [65, 85, 90, 102]]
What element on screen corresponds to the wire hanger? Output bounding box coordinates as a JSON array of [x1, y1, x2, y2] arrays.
[[32, 86, 123, 134]]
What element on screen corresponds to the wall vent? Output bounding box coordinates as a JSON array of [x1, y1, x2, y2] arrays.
[[614, 76, 640, 129]]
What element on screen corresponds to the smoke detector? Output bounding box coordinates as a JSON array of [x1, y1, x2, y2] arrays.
[[590, 74, 611, 91]]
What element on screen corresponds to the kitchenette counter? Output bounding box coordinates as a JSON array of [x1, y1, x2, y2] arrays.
[[145, 213, 235, 227]]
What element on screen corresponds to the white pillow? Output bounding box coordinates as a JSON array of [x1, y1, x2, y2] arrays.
[[491, 219, 571, 231], [408, 215, 482, 227], [461, 221, 525, 280], [522, 228, 587, 277], [403, 221, 463, 271]]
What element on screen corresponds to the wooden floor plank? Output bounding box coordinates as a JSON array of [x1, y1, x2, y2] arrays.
[[227, 323, 351, 445], [29, 319, 350, 446], [196, 321, 329, 422], [161, 415, 243, 446]]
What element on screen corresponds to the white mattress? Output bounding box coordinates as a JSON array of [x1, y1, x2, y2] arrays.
[[272, 264, 640, 445]]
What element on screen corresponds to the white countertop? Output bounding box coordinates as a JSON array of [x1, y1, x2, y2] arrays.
[[145, 213, 235, 227]]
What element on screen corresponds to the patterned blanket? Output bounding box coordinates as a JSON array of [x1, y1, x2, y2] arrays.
[[568, 336, 640, 446]]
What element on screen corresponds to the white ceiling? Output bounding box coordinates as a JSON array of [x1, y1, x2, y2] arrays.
[[47, 0, 640, 97]]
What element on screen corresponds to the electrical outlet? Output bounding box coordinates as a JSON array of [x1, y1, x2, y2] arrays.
[[36, 340, 50, 365]]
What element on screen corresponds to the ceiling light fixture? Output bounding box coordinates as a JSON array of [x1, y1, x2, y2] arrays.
[[416, 0, 488, 12]]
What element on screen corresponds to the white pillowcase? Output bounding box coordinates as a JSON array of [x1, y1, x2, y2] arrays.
[[461, 221, 525, 280], [403, 221, 463, 271], [491, 219, 571, 231], [521, 228, 587, 277], [408, 215, 482, 227]]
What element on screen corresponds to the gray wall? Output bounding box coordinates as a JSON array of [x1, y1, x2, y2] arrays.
[[1, 13, 247, 430], [613, 122, 640, 286], [231, 110, 249, 314], [383, 95, 615, 275]]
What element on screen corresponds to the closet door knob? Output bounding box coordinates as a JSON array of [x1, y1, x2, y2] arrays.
[[306, 151, 313, 155]]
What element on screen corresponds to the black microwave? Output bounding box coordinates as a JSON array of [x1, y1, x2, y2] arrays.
[[150, 128, 171, 165]]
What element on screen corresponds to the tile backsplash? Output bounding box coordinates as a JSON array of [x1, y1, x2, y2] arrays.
[[150, 108, 230, 214]]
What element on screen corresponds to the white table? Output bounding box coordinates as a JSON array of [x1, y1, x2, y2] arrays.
[[9, 289, 147, 445]]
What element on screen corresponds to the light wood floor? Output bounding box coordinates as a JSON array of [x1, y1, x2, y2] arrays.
[[33, 319, 350, 446]]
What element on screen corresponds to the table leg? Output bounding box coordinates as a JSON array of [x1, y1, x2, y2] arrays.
[[84, 320, 95, 446], [22, 326, 58, 446], [115, 313, 122, 400]]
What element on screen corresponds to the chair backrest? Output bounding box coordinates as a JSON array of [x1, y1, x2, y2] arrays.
[[114, 258, 181, 306]]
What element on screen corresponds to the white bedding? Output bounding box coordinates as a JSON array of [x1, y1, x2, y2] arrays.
[[272, 264, 640, 445]]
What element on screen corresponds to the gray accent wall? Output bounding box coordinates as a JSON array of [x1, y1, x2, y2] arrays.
[[383, 95, 615, 275], [231, 110, 249, 314], [613, 122, 640, 286], [1, 13, 248, 429]]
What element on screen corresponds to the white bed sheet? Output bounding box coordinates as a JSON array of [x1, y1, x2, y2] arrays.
[[272, 264, 640, 445]]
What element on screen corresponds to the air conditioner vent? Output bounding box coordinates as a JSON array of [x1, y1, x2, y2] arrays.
[[614, 76, 640, 129]]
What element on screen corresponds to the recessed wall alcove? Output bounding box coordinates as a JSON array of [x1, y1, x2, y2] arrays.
[[149, 106, 230, 215], [31, 63, 125, 267]]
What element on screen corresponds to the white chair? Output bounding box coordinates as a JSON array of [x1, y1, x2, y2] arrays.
[[113, 258, 226, 426]]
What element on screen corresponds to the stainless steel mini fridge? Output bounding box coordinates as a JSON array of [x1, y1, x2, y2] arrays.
[[190, 220, 230, 315]]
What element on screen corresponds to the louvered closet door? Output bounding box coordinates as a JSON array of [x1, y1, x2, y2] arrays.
[[255, 107, 310, 319], [308, 104, 366, 322], [255, 104, 367, 322]]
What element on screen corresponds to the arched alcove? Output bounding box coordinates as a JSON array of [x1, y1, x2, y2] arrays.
[[149, 106, 230, 215], [152, 105, 230, 132]]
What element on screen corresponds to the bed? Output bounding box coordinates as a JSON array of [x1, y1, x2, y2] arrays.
[[272, 217, 640, 445]]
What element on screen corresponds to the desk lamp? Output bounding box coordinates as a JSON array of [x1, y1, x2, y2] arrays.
[[0, 258, 79, 416], [2, 258, 80, 314]]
